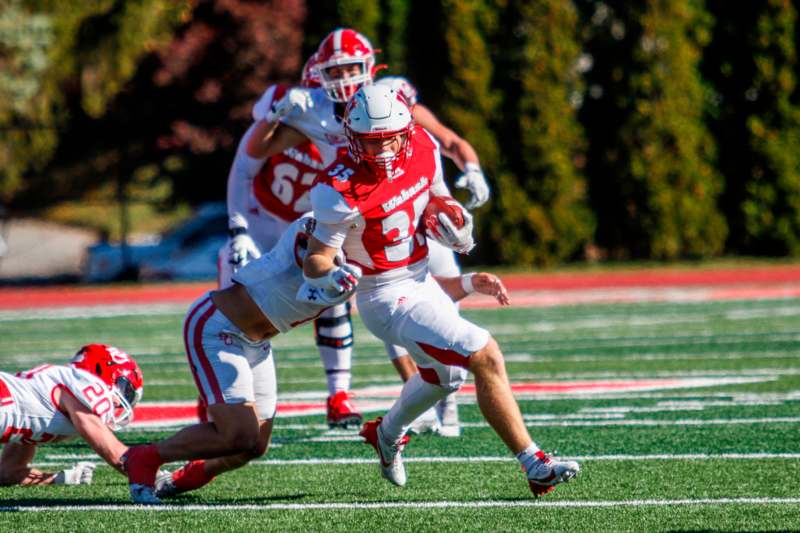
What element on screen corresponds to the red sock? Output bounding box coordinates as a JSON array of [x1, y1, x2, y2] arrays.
[[196, 396, 208, 423], [172, 460, 214, 493], [124, 444, 163, 486]]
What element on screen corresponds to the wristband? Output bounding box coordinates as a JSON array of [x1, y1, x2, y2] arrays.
[[461, 273, 476, 294], [465, 162, 482, 173], [229, 227, 248, 238]]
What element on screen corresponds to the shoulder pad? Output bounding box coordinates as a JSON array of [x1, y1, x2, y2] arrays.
[[310, 183, 357, 225], [376, 76, 418, 106]]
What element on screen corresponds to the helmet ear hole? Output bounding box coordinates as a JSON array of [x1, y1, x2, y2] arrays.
[[95, 363, 102, 376]]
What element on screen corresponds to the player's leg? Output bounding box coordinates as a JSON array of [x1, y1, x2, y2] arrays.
[[425, 240, 463, 435], [0, 441, 44, 485], [154, 333, 278, 499], [124, 295, 265, 502], [466, 336, 580, 495], [384, 342, 441, 435], [315, 302, 361, 428]]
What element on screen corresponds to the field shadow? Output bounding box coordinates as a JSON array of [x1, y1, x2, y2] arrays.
[[1, 496, 120, 509], [174, 493, 309, 505]]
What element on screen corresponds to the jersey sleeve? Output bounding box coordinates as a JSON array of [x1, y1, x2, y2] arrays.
[[377, 76, 419, 107], [252, 85, 286, 122], [227, 123, 268, 230], [64, 369, 116, 425], [309, 183, 356, 248]]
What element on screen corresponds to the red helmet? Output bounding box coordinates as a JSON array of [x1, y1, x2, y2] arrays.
[[71, 344, 143, 429], [301, 52, 321, 88], [314, 28, 375, 103], [344, 84, 414, 180]]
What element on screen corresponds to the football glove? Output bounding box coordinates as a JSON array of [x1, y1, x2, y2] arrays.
[[454, 163, 490, 209], [229, 229, 261, 269], [265, 87, 313, 123], [300, 263, 362, 305], [53, 462, 96, 485], [436, 210, 476, 254]]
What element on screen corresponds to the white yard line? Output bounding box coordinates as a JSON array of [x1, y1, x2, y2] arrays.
[[4, 497, 800, 512], [39, 452, 800, 466]]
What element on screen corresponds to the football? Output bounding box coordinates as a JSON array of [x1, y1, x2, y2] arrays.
[[422, 195, 465, 234]]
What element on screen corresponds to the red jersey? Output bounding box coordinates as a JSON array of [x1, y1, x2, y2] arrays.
[[310, 126, 448, 276], [253, 141, 325, 222]]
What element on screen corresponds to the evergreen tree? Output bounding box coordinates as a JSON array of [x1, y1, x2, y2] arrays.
[[704, 0, 800, 254], [490, 0, 594, 265], [580, 0, 726, 259], [380, 0, 409, 74]]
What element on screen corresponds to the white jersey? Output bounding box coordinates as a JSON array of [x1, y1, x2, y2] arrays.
[[278, 77, 420, 168], [0, 365, 115, 444], [232, 214, 331, 333]]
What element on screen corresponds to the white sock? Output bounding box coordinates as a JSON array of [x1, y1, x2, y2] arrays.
[[381, 373, 448, 442], [316, 306, 353, 396], [320, 346, 352, 395], [516, 442, 543, 475]]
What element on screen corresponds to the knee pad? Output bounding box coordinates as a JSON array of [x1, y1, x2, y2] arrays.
[[442, 366, 468, 393]]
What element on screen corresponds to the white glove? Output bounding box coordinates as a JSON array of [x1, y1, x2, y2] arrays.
[[54, 462, 96, 485], [265, 87, 313, 122], [229, 230, 261, 269], [296, 280, 355, 306], [454, 163, 490, 208], [302, 263, 362, 302], [436, 210, 476, 254]]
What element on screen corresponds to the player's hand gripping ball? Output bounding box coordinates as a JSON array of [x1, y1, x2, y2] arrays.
[[423, 195, 475, 254]]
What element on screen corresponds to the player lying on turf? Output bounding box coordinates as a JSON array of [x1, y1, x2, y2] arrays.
[[121, 211, 509, 504], [239, 27, 492, 435], [302, 84, 580, 496], [0, 344, 143, 487]]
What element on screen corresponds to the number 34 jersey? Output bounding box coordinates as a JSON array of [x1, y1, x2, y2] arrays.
[[310, 126, 450, 281], [0, 365, 115, 444]]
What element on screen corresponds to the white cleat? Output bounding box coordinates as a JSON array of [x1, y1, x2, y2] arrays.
[[408, 407, 441, 435], [435, 392, 461, 438], [526, 452, 580, 497], [130, 483, 162, 505], [360, 417, 409, 487], [154, 469, 177, 499]]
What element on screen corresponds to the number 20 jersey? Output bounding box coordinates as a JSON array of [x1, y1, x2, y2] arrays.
[[310, 126, 449, 280], [0, 365, 115, 444]]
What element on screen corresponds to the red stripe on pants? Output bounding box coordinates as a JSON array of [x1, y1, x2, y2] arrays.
[[416, 366, 441, 385], [417, 342, 470, 369]]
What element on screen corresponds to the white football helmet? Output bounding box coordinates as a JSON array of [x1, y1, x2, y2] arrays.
[[344, 84, 414, 180], [314, 28, 375, 103]]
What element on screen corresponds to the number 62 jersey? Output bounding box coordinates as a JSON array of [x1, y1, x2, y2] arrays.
[[310, 125, 450, 283], [0, 365, 116, 444]]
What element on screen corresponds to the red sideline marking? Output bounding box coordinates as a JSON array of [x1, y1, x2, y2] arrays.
[[132, 403, 325, 423], [129, 378, 708, 427], [499, 265, 800, 291], [0, 283, 211, 310], [2, 265, 800, 310]]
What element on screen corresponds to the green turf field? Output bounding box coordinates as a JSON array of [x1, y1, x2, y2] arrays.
[[1, 297, 799, 532]]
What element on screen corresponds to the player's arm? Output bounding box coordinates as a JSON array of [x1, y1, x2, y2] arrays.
[[58, 387, 128, 475], [303, 237, 340, 279], [245, 120, 307, 160], [412, 104, 478, 171], [435, 273, 510, 306], [0, 441, 52, 485], [0, 441, 96, 486], [413, 104, 490, 208]]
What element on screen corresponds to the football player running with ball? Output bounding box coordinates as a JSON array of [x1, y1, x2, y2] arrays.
[[302, 84, 580, 497], [121, 211, 510, 504], [248, 27, 492, 436], [0, 344, 143, 487]]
